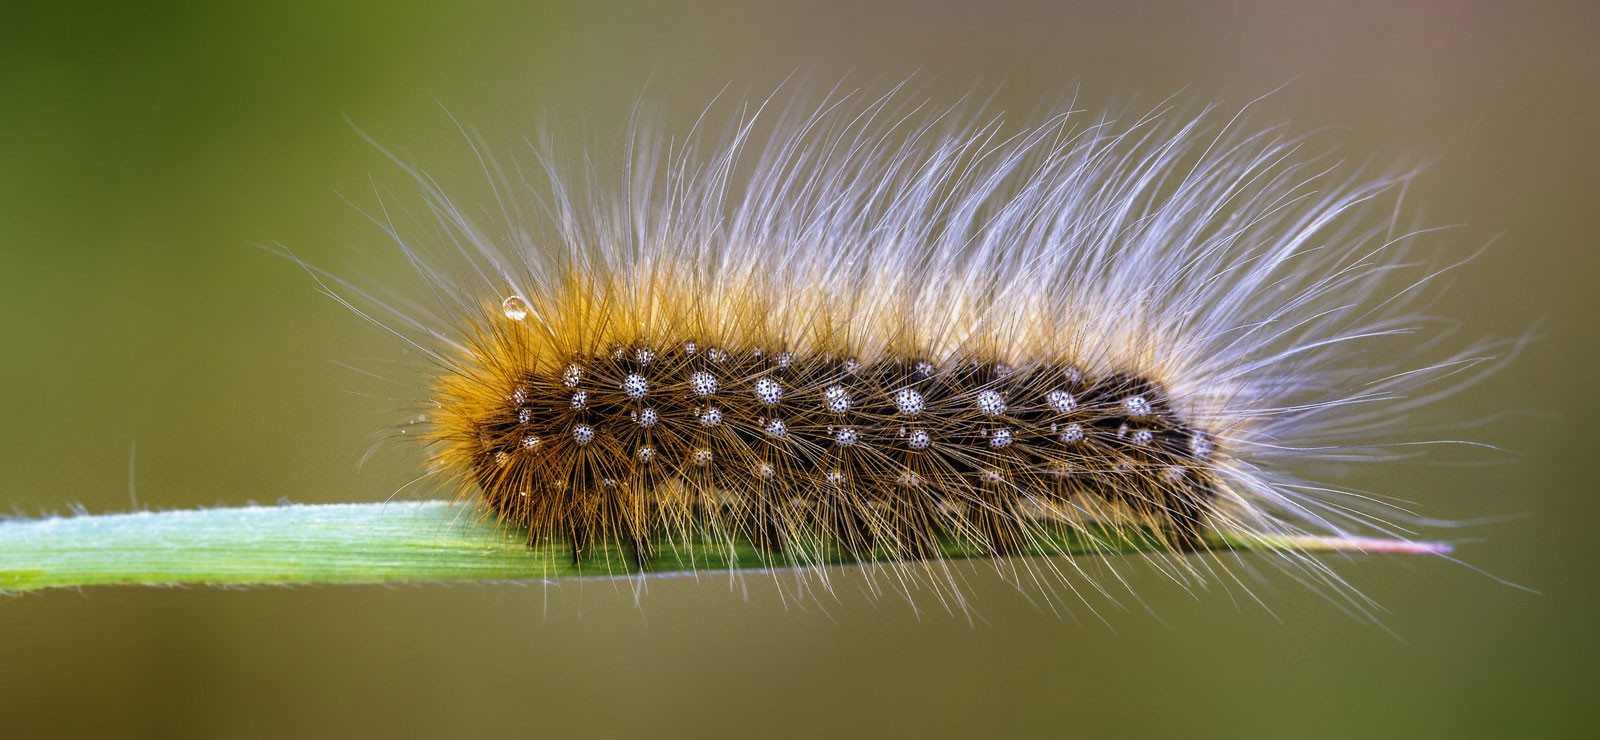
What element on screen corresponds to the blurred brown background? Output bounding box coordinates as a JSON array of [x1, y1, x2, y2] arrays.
[[0, 1, 1594, 737]]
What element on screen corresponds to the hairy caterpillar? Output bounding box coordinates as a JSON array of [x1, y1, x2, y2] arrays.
[[331, 86, 1510, 607]]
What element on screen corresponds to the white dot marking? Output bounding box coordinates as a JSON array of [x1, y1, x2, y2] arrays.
[[1124, 395, 1153, 418], [699, 407, 723, 427], [1046, 390, 1078, 414], [894, 388, 924, 415], [823, 384, 851, 413], [753, 377, 782, 405], [976, 389, 1006, 416], [690, 371, 719, 396]]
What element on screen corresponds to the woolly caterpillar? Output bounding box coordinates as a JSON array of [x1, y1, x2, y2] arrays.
[[332, 86, 1511, 611]]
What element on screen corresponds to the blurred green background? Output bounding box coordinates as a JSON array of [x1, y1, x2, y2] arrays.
[[0, 1, 1594, 738]]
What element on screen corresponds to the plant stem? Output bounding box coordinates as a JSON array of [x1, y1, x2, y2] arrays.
[[0, 501, 1450, 593]]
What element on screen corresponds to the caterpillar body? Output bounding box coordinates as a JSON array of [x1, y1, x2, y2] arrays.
[[348, 87, 1506, 602], [454, 328, 1216, 563]]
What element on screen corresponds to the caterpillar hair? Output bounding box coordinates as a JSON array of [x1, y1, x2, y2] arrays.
[[321, 84, 1515, 615]]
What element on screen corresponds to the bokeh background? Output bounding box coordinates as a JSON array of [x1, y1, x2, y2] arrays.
[[1, 1, 1594, 737]]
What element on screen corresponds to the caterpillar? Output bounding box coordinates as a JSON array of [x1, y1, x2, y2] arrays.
[[334, 86, 1510, 606]]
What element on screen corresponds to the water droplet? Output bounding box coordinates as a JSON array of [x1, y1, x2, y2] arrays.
[[501, 295, 530, 321]]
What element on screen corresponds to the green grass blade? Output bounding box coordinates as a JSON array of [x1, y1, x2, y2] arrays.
[[0, 501, 1450, 593]]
